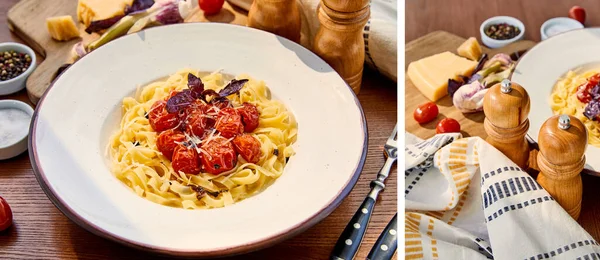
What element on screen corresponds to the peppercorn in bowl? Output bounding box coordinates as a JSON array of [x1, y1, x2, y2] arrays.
[[480, 16, 525, 49], [0, 42, 36, 96]]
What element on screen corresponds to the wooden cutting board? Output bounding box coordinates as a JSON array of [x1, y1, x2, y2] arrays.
[[7, 0, 249, 105], [405, 31, 536, 140]]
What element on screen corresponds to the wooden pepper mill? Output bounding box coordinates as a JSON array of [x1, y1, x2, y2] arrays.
[[247, 0, 301, 43], [536, 115, 587, 220], [313, 0, 370, 94], [483, 79, 531, 169]]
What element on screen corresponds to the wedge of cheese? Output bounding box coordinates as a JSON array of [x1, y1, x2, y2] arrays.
[[77, 0, 134, 27], [407, 51, 477, 102], [457, 37, 483, 61], [46, 16, 80, 41]]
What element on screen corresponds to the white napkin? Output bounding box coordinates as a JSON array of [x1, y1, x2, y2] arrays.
[[405, 132, 600, 259], [227, 0, 398, 82]]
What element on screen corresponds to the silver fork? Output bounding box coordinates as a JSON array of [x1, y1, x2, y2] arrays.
[[330, 124, 398, 260]]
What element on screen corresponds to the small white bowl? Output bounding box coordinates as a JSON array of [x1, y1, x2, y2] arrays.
[[0, 42, 37, 96], [0, 99, 33, 160], [480, 16, 525, 49], [540, 17, 583, 41]]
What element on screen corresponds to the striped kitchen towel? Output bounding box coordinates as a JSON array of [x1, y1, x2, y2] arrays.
[[405, 132, 600, 259]]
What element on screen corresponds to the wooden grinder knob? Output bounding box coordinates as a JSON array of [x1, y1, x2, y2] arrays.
[[537, 115, 587, 220], [247, 0, 301, 43], [483, 79, 531, 169]]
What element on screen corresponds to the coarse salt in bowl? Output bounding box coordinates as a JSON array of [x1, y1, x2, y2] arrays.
[[0, 99, 33, 160]]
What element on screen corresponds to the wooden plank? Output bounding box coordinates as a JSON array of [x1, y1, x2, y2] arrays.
[[404, 31, 536, 140], [6, 0, 248, 104]]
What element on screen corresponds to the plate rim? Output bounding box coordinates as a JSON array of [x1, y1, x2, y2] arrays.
[[28, 22, 369, 257]]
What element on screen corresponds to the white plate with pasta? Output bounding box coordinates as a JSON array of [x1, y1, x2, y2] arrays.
[[28, 23, 367, 256], [512, 27, 600, 174]]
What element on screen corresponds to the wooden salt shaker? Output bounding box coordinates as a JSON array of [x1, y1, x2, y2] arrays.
[[247, 0, 301, 43], [483, 79, 531, 169], [536, 115, 587, 220], [313, 0, 370, 94]]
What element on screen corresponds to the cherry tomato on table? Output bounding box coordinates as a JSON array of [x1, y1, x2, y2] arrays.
[[157, 129, 186, 159], [201, 136, 237, 174], [233, 134, 262, 163], [172, 144, 201, 175], [148, 100, 180, 132], [0, 196, 12, 232], [237, 103, 260, 132], [215, 107, 244, 138], [569, 6, 586, 25], [199, 0, 225, 16], [414, 102, 439, 124], [436, 118, 461, 134]]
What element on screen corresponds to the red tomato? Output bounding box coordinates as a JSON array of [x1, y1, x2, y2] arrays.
[[414, 102, 439, 124], [237, 103, 260, 132], [157, 129, 186, 159], [148, 100, 180, 132], [0, 196, 12, 232], [201, 136, 237, 174], [215, 107, 244, 138], [233, 134, 261, 163], [576, 74, 600, 103], [172, 144, 201, 175], [569, 6, 586, 25], [436, 118, 461, 134], [212, 98, 231, 110], [199, 0, 225, 15]]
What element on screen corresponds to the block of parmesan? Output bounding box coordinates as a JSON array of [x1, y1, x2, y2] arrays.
[[77, 0, 134, 27], [457, 37, 483, 61], [46, 16, 80, 41], [407, 51, 478, 102]]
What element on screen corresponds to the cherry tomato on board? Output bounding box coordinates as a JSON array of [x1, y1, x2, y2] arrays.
[[436, 118, 461, 134], [199, 0, 225, 16], [215, 107, 244, 138], [0, 196, 12, 232], [172, 144, 201, 175], [201, 136, 237, 174], [157, 129, 186, 159], [148, 100, 180, 132], [237, 103, 260, 132], [413, 102, 439, 124], [233, 134, 262, 163], [569, 6, 586, 25]]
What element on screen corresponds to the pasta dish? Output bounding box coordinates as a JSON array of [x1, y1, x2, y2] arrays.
[[107, 69, 297, 209], [550, 68, 600, 146]]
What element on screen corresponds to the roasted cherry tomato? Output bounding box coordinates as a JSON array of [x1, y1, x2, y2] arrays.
[[414, 102, 439, 124], [237, 103, 260, 132], [215, 107, 244, 138], [201, 136, 237, 174], [0, 196, 12, 232], [157, 129, 186, 159], [199, 0, 225, 15], [212, 98, 232, 110], [569, 6, 586, 25], [172, 144, 201, 175], [576, 73, 600, 103], [436, 118, 461, 134], [233, 134, 261, 163], [148, 100, 180, 132]]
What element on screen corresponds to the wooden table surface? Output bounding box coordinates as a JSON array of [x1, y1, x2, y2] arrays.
[[406, 0, 600, 244], [0, 1, 398, 259]]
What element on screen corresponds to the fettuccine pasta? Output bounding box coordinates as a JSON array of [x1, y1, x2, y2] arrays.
[[550, 68, 600, 146], [107, 69, 297, 209]]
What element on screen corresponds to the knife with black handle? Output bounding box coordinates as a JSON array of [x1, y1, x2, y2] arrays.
[[366, 213, 398, 260]]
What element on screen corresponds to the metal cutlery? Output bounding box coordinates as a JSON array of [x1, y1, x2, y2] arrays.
[[330, 124, 398, 260]]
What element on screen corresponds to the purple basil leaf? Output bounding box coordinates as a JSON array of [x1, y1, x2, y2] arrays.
[[155, 2, 184, 25], [591, 84, 600, 100], [85, 15, 125, 34], [187, 73, 205, 99], [219, 79, 249, 97], [448, 79, 465, 98], [166, 89, 194, 113], [201, 89, 219, 102], [584, 100, 600, 121], [125, 0, 155, 14], [473, 53, 488, 75]]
